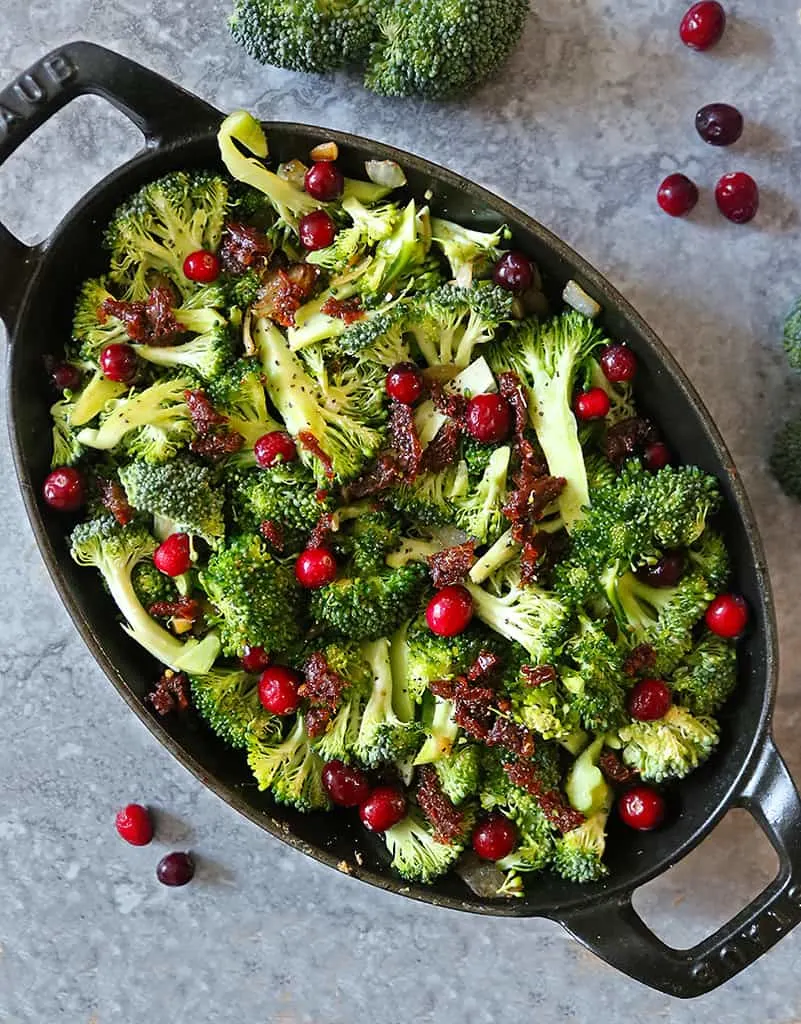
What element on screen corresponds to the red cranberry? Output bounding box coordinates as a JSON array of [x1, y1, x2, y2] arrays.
[[619, 786, 666, 831], [644, 441, 672, 472], [156, 851, 195, 886], [574, 387, 611, 421], [705, 593, 749, 638], [635, 550, 687, 588], [426, 585, 474, 637], [304, 161, 345, 202], [472, 815, 518, 861], [254, 431, 298, 468], [680, 2, 726, 51], [51, 361, 82, 393], [696, 103, 743, 146], [153, 533, 192, 577], [241, 645, 271, 674], [115, 803, 153, 846], [43, 467, 85, 512], [183, 249, 221, 283], [628, 679, 673, 721], [600, 344, 637, 383], [465, 393, 512, 443], [359, 786, 407, 832], [322, 760, 370, 807], [493, 251, 534, 294], [100, 343, 138, 384], [715, 172, 759, 224], [657, 174, 699, 218], [386, 362, 424, 405], [258, 666, 302, 715], [295, 547, 337, 588], [299, 209, 338, 251]]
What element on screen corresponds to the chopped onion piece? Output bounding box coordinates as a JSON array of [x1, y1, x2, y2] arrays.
[[563, 280, 601, 318], [455, 263, 473, 289], [456, 853, 509, 898], [278, 159, 308, 189], [365, 159, 407, 189]]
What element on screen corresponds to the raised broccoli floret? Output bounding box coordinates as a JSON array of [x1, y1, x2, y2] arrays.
[[687, 529, 731, 591], [460, 434, 497, 480], [489, 311, 609, 531], [118, 456, 225, 546], [407, 283, 513, 369], [454, 445, 511, 545], [310, 562, 427, 642], [389, 462, 469, 526], [229, 462, 332, 548], [562, 615, 628, 734], [771, 413, 801, 501], [230, 0, 379, 73], [552, 811, 610, 883], [135, 324, 234, 381], [641, 465, 722, 549], [132, 560, 178, 608], [430, 217, 511, 284], [105, 172, 229, 299], [72, 277, 129, 358], [190, 665, 278, 748], [70, 516, 220, 673], [246, 714, 330, 810], [784, 296, 801, 371], [338, 508, 403, 575], [354, 637, 422, 766], [76, 376, 195, 463], [305, 196, 401, 276], [383, 807, 468, 883], [617, 705, 719, 782], [435, 743, 481, 804], [508, 669, 583, 745], [404, 617, 485, 703], [50, 398, 84, 468], [364, 0, 529, 100], [199, 533, 305, 657], [670, 632, 738, 717], [207, 357, 283, 449]]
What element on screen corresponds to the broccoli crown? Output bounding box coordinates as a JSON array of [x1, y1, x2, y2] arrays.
[[136, 324, 234, 382], [771, 414, 801, 501], [670, 632, 738, 717], [617, 705, 719, 782], [584, 450, 618, 494], [364, 0, 529, 100], [784, 296, 801, 371], [247, 714, 330, 810], [230, 0, 380, 72], [355, 638, 423, 766], [551, 811, 609, 884], [338, 508, 403, 575], [435, 743, 481, 805], [71, 277, 128, 360], [50, 398, 84, 468], [383, 807, 469, 883], [229, 462, 331, 548], [105, 171, 229, 300], [640, 465, 722, 549], [405, 617, 486, 703], [389, 463, 468, 526], [310, 563, 428, 643], [408, 282, 513, 369], [562, 616, 628, 734], [190, 666, 275, 748], [430, 217, 511, 283], [132, 560, 178, 608], [460, 434, 498, 480], [453, 445, 511, 545], [207, 356, 283, 448], [199, 533, 305, 657], [118, 456, 225, 546]]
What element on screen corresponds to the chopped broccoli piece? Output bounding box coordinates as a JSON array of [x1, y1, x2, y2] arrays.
[[687, 529, 731, 591], [50, 398, 85, 468], [564, 735, 611, 816], [311, 642, 374, 762], [247, 714, 330, 810], [190, 665, 279, 748], [135, 323, 234, 381], [435, 743, 481, 805], [453, 445, 511, 545], [404, 617, 485, 703], [414, 694, 459, 765], [207, 357, 284, 449], [670, 632, 738, 717], [228, 462, 332, 548], [407, 282, 513, 369], [131, 560, 178, 608], [771, 413, 801, 501], [552, 811, 610, 884], [310, 562, 427, 643], [71, 277, 129, 359], [617, 705, 720, 782], [383, 807, 468, 883], [69, 369, 128, 428], [118, 456, 225, 546], [389, 462, 469, 526], [430, 217, 511, 284], [562, 615, 628, 734], [354, 637, 422, 766]]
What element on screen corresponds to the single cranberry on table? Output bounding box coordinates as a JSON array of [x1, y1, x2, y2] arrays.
[[183, 249, 221, 283], [254, 431, 298, 468], [115, 803, 154, 846], [465, 393, 512, 443], [705, 593, 749, 638], [635, 550, 686, 588], [657, 174, 699, 218], [600, 344, 637, 383], [258, 666, 302, 715], [100, 343, 138, 384], [299, 209, 338, 251], [680, 2, 726, 51], [322, 760, 371, 807], [51, 361, 82, 393], [695, 103, 743, 147], [472, 815, 518, 861], [386, 362, 424, 405], [359, 786, 407, 832], [493, 251, 534, 294], [156, 851, 195, 887], [643, 441, 672, 472], [574, 387, 611, 422], [426, 585, 474, 637], [304, 161, 345, 202], [153, 533, 193, 577], [618, 786, 666, 831], [43, 467, 85, 512], [241, 645, 271, 674], [715, 172, 759, 224], [295, 547, 337, 588], [628, 679, 673, 721]]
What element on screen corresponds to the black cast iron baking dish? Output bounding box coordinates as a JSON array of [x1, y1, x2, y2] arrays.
[[2, 42, 800, 998]]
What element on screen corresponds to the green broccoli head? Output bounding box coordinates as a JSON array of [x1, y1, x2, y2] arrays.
[[771, 413, 801, 501], [430, 217, 511, 284], [405, 617, 486, 703], [309, 642, 374, 762], [563, 616, 628, 734], [617, 705, 719, 782], [247, 714, 331, 810], [383, 807, 470, 883], [338, 508, 404, 575], [135, 324, 234, 382], [784, 296, 801, 371], [670, 632, 738, 717], [642, 465, 722, 549], [365, 0, 529, 100], [72, 277, 128, 359], [687, 529, 731, 591], [354, 638, 423, 767], [311, 563, 427, 644], [407, 282, 513, 369], [551, 811, 609, 884], [50, 398, 85, 468], [454, 445, 511, 545], [435, 743, 481, 805], [208, 357, 284, 449], [229, 462, 332, 549], [132, 560, 179, 608], [389, 462, 469, 527], [190, 666, 278, 748]]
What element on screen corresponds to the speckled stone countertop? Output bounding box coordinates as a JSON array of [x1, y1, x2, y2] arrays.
[[2, 2, 801, 1021]]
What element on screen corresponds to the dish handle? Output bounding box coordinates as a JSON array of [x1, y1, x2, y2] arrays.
[[559, 734, 801, 998], [0, 40, 219, 329]]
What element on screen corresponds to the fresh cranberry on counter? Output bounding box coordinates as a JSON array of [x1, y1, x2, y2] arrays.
[[493, 251, 534, 294], [115, 803, 154, 846], [43, 467, 85, 512], [100, 343, 138, 384], [241, 645, 271, 674], [359, 786, 407, 832], [574, 387, 611, 421], [183, 249, 221, 283], [628, 679, 673, 721], [715, 172, 759, 224], [258, 666, 302, 715], [426, 585, 474, 637], [643, 441, 673, 472], [600, 344, 637, 383], [680, 2, 726, 51], [295, 547, 337, 588], [618, 786, 666, 831], [472, 815, 518, 861], [386, 362, 424, 405], [156, 851, 195, 886], [299, 209, 338, 251], [465, 393, 512, 443], [705, 593, 749, 638], [254, 431, 298, 468], [657, 174, 699, 218], [322, 760, 371, 807], [695, 103, 743, 146], [153, 533, 193, 577], [51, 361, 82, 393], [304, 161, 345, 202]]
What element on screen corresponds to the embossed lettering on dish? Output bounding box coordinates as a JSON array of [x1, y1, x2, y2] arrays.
[[0, 52, 77, 142]]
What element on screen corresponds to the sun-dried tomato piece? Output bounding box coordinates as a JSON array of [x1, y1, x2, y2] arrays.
[[260, 520, 285, 551], [497, 371, 529, 451], [185, 388, 227, 433], [149, 597, 203, 623], [306, 706, 332, 738], [429, 678, 457, 700], [99, 478, 134, 526], [321, 295, 365, 324], [503, 761, 585, 833], [427, 541, 475, 589], [599, 750, 638, 785], [190, 431, 244, 460], [101, 284, 181, 345], [300, 652, 348, 714], [298, 432, 335, 480], [101, 297, 149, 342], [307, 512, 335, 550], [604, 417, 659, 467], [503, 461, 566, 526], [623, 643, 657, 678], [341, 455, 402, 502], [420, 421, 461, 473], [487, 717, 536, 758], [465, 650, 502, 683], [220, 221, 272, 274], [147, 670, 191, 716], [389, 400, 423, 479], [416, 765, 466, 845], [521, 664, 558, 688], [429, 380, 467, 424], [285, 262, 321, 300]]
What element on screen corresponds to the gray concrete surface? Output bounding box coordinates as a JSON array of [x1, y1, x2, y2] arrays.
[[2, 1, 801, 1020]]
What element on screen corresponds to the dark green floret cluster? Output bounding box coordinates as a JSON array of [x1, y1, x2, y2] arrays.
[[51, 112, 743, 898]]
